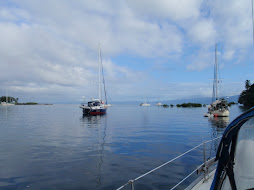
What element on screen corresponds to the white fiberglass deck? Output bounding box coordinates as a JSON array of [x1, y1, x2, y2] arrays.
[[189, 169, 215, 190]]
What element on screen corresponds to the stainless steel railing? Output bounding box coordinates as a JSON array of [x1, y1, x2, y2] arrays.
[[116, 136, 221, 190]]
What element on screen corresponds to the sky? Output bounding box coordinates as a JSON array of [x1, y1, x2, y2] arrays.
[[0, 0, 254, 103]]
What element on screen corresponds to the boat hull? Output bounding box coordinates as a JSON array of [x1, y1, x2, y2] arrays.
[[140, 103, 150, 106], [83, 108, 107, 115], [80, 105, 107, 115], [0, 102, 15, 106], [205, 109, 229, 117], [211, 109, 229, 117]]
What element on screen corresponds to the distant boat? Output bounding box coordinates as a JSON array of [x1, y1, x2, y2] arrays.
[[0, 102, 15, 106], [204, 44, 229, 117], [79, 45, 107, 115], [140, 103, 150, 106], [155, 97, 162, 106], [140, 97, 150, 106]]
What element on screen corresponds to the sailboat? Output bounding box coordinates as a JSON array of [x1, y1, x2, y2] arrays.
[[155, 97, 162, 106], [204, 44, 229, 117], [140, 97, 150, 106], [155, 102, 162, 106], [79, 45, 107, 115]]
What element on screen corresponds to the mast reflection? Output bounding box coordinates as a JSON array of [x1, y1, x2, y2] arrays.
[[80, 114, 107, 188], [208, 117, 230, 154], [208, 117, 229, 130]]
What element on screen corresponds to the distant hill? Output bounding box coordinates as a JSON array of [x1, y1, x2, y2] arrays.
[[111, 95, 239, 105], [56, 95, 239, 105], [160, 95, 239, 105]]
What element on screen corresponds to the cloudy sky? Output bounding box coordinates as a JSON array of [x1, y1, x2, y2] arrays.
[[0, 0, 253, 103]]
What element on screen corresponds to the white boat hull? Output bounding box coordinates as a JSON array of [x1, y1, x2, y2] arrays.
[[0, 102, 15, 106], [204, 110, 229, 117], [140, 103, 150, 106], [211, 109, 229, 117]]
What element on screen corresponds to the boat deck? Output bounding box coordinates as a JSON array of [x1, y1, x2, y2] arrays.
[[186, 169, 215, 190]]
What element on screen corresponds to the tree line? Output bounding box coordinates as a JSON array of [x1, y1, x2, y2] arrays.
[[238, 80, 254, 108], [0, 96, 18, 103]]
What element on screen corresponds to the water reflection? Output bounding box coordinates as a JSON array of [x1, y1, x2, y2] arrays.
[[238, 105, 250, 112], [80, 115, 106, 127], [208, 117, 229, 130], [207, 117, 230, 157], [0, 105, 13, 119], [96, 117, 107, 188], [80, 115, 107, 188], [0, 105, 243, 190]]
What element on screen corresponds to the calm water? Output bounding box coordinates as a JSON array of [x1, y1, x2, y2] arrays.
[[0, 104, 243, 190]]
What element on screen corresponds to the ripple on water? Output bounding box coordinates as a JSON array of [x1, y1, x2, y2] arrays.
[[0, 104, 243, 189]]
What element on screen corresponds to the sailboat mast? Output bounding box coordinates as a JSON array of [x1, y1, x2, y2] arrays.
[[252, 0, 254, 45], [215, 44, 218, 100], [98, 44, 101, 100]]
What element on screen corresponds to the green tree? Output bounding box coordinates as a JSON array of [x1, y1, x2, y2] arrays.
[[0, 96, 17, 103], [238, 80, 254, 107], [245, 80, 251, 90]]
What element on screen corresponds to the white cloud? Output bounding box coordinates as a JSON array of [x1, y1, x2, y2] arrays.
[[188, 19, 216, 45], [223, 49, 235, 60], [0, 0, 252, 102], [187, 50, 213, 71], [126, 0, 202, 21], [209, 0, 253, 50]]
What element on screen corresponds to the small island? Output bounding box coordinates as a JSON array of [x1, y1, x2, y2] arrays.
[[176, 103, 202, 107], [15, 102, 38, 105], [0, 96, 52, 105], [160, 103, 202, 108]]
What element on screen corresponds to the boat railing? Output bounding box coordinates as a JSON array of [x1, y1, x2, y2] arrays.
[[116, 136, 222, 190]]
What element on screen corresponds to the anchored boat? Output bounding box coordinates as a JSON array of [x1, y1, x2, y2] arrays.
[[205, 98, 229, 117], [156, 102, 162, 106], [80, 45, 107, 115], [205, 44, 229, 117], [140, 103, 150, 106], [140, 97, 150, 106], [80, 99, 107, 115]]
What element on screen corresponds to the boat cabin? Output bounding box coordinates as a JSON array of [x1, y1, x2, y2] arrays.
[[210, 98, 228, 110], [88, 100, 103, 107]]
